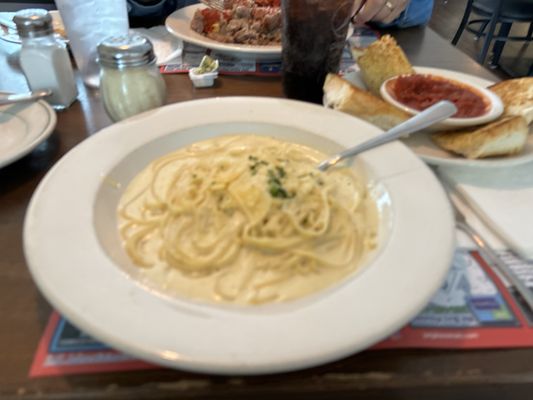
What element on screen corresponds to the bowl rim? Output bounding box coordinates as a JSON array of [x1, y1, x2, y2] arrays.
[[380, 72, 504, 129]]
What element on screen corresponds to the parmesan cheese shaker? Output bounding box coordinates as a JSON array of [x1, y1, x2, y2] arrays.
[[13, 9, 78, 110], [97, 34, 166, 122]]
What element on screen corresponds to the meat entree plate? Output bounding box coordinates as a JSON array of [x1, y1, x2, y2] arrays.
[[166, 4, 281, 60]]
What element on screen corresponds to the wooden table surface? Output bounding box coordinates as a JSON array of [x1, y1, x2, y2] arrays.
[[2, 23, 533, 399]]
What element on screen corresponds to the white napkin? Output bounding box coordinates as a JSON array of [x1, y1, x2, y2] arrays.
[[131, 26, 183, 66], [440, 162, 533, 260]]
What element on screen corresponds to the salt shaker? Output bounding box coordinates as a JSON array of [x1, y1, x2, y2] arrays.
[[13, 9, 77, 110], [97, 34, 166, 122]]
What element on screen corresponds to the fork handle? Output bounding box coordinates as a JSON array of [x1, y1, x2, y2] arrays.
[[317, 101, 457, 171]]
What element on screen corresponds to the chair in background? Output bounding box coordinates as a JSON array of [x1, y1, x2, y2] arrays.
[[452, 0, 533, 67]]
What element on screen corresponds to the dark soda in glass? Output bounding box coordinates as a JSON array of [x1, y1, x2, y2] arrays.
[[281, 0, 353, 104]]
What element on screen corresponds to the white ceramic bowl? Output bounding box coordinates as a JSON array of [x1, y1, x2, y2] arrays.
[[380, 73, 503, 130], [23, 97, 455, 375]]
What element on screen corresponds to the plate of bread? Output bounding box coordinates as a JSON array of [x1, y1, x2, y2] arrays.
[[324, 35, 533, 168]]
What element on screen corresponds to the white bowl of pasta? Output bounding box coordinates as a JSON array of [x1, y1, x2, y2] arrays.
[[24, 97, 455, 375]]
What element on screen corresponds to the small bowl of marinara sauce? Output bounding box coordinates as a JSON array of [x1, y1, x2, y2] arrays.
[[380, 73, 503, 130]]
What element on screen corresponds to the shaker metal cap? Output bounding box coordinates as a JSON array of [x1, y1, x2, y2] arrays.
[[13, 8, 53, 39], [97, 34, 156, 69]]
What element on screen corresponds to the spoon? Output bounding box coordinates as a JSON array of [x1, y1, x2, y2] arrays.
[[0, 89, 52, 106], [317, 100, 458, 171]]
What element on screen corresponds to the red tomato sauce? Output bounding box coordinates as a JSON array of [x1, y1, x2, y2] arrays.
[[388, 74, 490, 118], [200, 9, 228, 33], [256, 0, 281, 6]]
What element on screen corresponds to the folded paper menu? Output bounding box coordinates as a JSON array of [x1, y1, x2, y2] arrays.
[[440, 162, 533, 260]]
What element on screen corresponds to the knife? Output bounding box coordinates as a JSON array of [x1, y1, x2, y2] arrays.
[[438, 169, 533, 312], [0, 89, 52, 106]]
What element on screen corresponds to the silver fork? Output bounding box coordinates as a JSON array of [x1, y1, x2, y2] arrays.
[[439, 171, 533, 312], [200, 0, 226, 11], [317, 101, 457, 171]]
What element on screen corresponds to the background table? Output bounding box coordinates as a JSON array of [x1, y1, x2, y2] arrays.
[[2, 25, 533, 399]]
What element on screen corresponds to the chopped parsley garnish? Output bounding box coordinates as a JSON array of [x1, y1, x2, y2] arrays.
[[269, 184, 289, 198], [267, 169, 279, 182], [267, 167, 292, 199], [248, 155, 269, 175], [247, 156, 293, 198]]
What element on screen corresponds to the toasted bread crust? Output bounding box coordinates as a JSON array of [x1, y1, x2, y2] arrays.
[[357, 35, 414, 96], [431, 116, 528, 159], [489, 77, 533, 124], [323, 73, 410, 131]]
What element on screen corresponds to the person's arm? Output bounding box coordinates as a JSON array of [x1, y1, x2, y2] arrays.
[[352, 0, 434, 28]]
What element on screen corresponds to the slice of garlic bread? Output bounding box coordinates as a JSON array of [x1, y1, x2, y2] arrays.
[[323, 73, 410, 131], [357, 35, 414, 96], [489, 77, 533, 124], [432, 115, 528, 159]]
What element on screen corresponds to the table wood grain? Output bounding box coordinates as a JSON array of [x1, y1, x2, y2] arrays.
[[2, 24, 533, 399]]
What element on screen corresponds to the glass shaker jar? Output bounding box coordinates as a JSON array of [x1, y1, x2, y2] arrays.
[[13, 9, 78, 109], [97, 34, 166, 122]]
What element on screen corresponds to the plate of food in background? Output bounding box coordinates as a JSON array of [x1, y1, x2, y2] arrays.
[[23, 96, 454, 375], [324, 35, 533, 168], [165, 2, 282, 60]]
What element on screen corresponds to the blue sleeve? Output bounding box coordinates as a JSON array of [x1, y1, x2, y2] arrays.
[[377, 0, 435, 28], [177, 0, 199, 7], [128, 0, 198, 17]]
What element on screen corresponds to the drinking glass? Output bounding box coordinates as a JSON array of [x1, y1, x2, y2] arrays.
[[281, 0, 354, 104], [55, 0, 129, 88]]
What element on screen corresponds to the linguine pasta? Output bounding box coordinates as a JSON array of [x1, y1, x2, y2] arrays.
[[118, 135, 378, 305]]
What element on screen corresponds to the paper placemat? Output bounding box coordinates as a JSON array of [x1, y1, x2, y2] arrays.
[[29, 248, 533, 377]]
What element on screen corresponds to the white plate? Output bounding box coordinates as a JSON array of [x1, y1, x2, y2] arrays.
[[24, 97, 454, 375], [165, 4, 281, 60], [0, 97, 56, 168], [344, 66, 533, 169]]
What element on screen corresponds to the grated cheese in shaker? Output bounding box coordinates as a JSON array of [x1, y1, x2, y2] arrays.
[[97, 34, 166, 122]]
